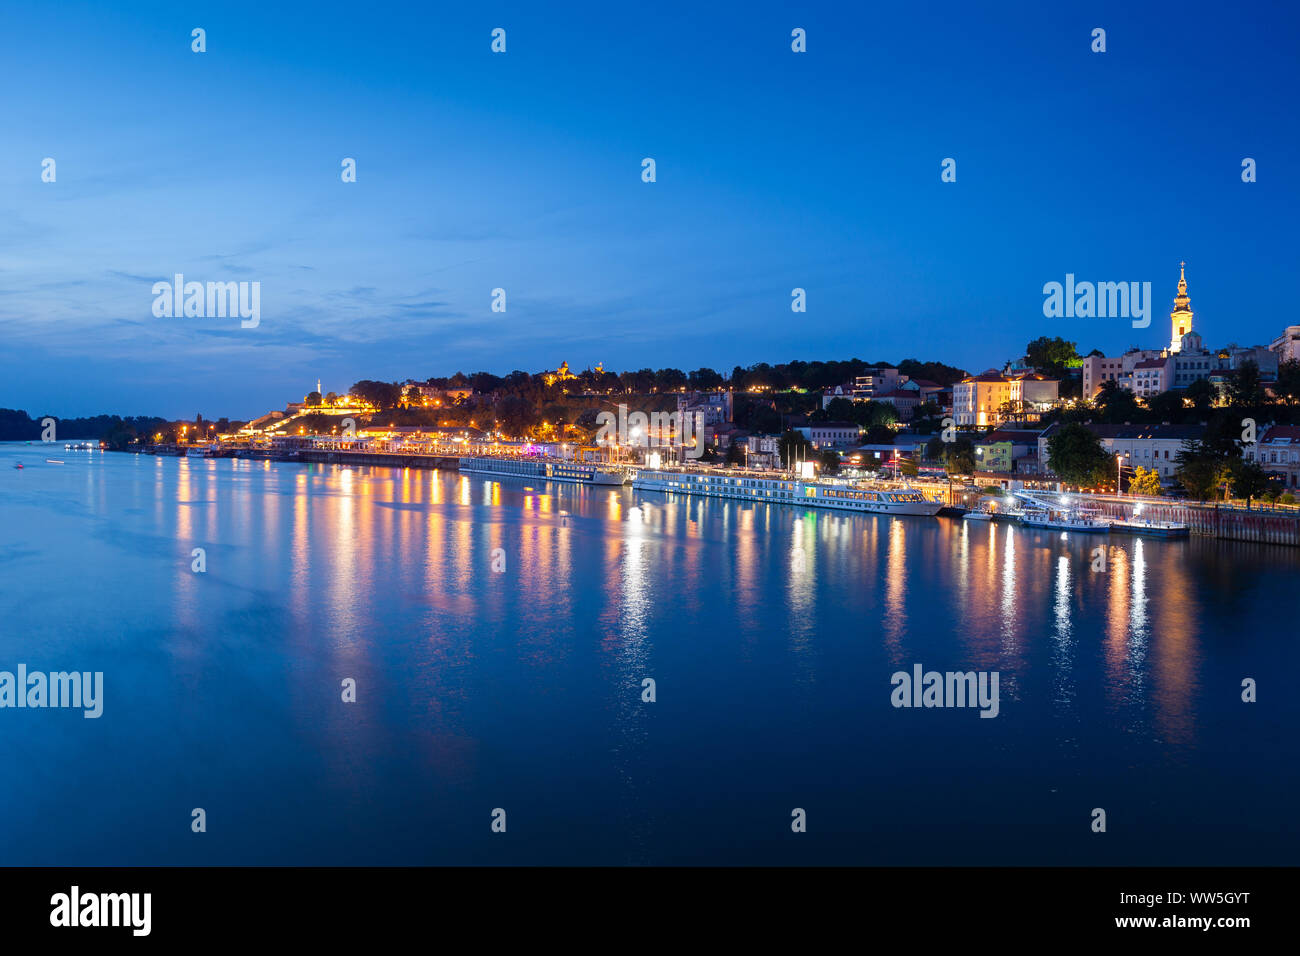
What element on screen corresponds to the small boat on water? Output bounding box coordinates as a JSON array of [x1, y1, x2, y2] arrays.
[[13, 462, 23, 469], [1008, 492, 1109, 533], [962, 510, 994, 521], [1020, 508, 1111, 533], [1109, 517, 1189, 538], [1107, 502, 1190, 538]]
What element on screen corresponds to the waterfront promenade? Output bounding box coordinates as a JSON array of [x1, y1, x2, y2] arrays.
[[143, 440, 1300, 548]]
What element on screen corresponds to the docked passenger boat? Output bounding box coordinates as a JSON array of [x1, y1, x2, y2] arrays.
[[1108, 517, 1189, 538], [962, 510, 994, 521], [631, 468, 943, 517], [1019, 508, 1111, 532], [458, 455, 629, 487]]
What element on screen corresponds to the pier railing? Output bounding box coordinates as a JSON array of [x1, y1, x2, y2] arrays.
[[1044, 494, 1300, 546]]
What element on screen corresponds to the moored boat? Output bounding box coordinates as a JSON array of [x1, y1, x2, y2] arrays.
[[459, 455, 630, 487], [632, 467, 943, 517], [1109, 517, 1189, 538], [1019, 509, 1110, 532]]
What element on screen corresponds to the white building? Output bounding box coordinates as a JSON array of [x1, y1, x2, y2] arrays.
[[1243, 425, 1300, 489], [796, 422, 861, 449], [853, 368, 904, 396], [1270, 326, 1300, 365], [1082, 349, 1164, 397], [954, 371, 1059, 427], [1130, 357, 1172, 398], [677, 390, 732, 426], [1038, 423, 1205, 483]]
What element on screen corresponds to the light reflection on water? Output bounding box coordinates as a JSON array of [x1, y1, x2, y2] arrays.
[[0, 446, 1295, 865]]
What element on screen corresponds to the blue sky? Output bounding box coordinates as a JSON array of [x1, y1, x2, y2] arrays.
[[2, 0, 1297, 418]]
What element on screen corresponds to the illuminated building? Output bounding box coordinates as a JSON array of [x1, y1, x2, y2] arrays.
[[1168, 262, 1194, 353]]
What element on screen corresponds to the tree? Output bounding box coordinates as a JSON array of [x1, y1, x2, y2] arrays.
[[350, 380, 403, 409], [778, 430, 813, 469], [1144, 389, 1186, 423], [654, 368, 688, 392], [1093, 380, 1141, 424], [688, 368, 725, 391], [1046, 423, 1111, 487], [1174, 440, 1222, 501], [910, 402, 943, 434], [494, 395, 536, 438], [818, 397, 858, 423], [620, 368, 656, 394], [1226, 459, 1271, 509], [306, 391, 322, 407], [818, 449, 841, 473], [1276, 359, 1300, 405], [1201, 414, 1245, 461], [735, 400, 780, 434], [899, 455, 919, 478], [1025, 336, 1079, 371], [942, 437, 977, 476], [1127, 466, 1163, 496], [1225, 360, 1267, 410], [858, 401, 898, 428], [1185, 377, 1216, 414], [912, 401, 942, 421], [864, 424, 894, 445], [725, 442, 746, 466], [997, 399, 1032, 424], [896, 358, 969, 388]]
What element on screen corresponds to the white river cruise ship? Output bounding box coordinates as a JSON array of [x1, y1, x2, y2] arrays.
[[632, 467, 944, 516], [459, 455, 629, 486]]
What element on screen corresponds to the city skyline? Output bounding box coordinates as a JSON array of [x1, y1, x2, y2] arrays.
[[2, 1, 1297, 420], [2, 1, 1297, 911]]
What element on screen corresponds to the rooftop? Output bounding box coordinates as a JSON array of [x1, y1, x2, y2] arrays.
[[1040, 422, 1205, 440], [1261, 425, 1300, 443]]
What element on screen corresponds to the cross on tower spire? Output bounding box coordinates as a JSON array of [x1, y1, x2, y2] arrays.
[[1169, 263, 1193, 353]]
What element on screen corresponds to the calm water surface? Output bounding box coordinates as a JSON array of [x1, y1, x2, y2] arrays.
[[1, 444, 1296, 864]]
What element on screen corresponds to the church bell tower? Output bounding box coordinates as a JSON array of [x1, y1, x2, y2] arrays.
[[1169, 262, 1193, 353]]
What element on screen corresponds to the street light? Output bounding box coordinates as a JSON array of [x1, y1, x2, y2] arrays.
[[1116, 451, 1128, 497]]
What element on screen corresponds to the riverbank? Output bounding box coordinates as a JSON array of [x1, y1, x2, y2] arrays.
[[111, 446, 1300, 547]]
